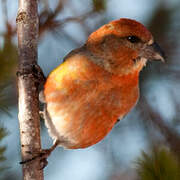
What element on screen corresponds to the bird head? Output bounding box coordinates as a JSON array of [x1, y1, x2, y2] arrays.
[[86, 18, 165, 75]]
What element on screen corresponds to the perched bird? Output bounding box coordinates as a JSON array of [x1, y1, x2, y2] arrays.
[[43, 18, 165, 150]]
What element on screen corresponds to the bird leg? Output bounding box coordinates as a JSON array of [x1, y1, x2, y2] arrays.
[[20, 104, 59, 169], [20, 140, 59, 169]]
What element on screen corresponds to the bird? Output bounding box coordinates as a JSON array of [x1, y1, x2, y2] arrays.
[[43, 18, 165, 152]]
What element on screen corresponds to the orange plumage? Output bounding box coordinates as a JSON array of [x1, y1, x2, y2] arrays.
[[44, 18, 165, 149]]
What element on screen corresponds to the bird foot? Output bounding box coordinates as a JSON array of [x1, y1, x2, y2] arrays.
[[20, 149, 51, 169], [16, 63, 46, 87], [20, 141, 59, 169]]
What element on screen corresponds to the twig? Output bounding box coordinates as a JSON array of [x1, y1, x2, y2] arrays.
[[16, 0, 44, 179], [139, 96, 180, 161], [39, 0, 66, 36], [53, 29, 81, 46], [39, 10, 95, 36]]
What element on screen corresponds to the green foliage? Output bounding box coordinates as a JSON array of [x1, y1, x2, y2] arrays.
[[0, 35, 18, 84], [0, 126, 7, 172], [92, 0, 106, 12], [0, 32, 18, 113], [136, 147, 180, 180], [0, 86, 13, 114]]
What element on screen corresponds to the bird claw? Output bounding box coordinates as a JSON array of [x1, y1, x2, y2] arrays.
[[16, 63, 45, 82], [20, 141, 59, 169], [31, 64, 46, 85], [39, 158, 48, 170], [20, 149, 51, 169], [39, 110, 45, 119]]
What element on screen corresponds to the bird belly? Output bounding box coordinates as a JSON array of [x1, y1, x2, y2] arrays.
[[44, 58, 139, 149], [45, 82, 138, 149]]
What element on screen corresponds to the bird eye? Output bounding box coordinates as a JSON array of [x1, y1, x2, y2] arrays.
[[127, 36, 140, 43]]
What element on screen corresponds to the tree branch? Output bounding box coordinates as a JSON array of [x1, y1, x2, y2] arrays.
[[39, 10, 96, 36], [139, 96, 180, 162], [16, 0, 43, 179]]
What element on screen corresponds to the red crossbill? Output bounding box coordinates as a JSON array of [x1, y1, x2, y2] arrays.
[[43, 18, 165, 150]]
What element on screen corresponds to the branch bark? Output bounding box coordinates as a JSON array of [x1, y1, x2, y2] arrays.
[[16, 0, 43, 179]]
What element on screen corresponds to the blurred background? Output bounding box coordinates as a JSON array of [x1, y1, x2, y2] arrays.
[[0, 0, 180, 179]]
